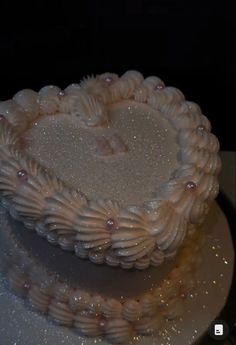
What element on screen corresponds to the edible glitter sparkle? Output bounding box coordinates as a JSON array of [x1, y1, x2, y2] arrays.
[[25, 101, 179, 206]]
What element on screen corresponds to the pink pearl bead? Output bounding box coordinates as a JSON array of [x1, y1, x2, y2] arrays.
[[0, 114, 6, 121], [106, 218, 116, 230], [197, 125, 205, 131], [104, 76, 113, 83], [58, 90, 65, 99], [17, 169, 28, 182], [185, 181, 197, 191], [154, 84, 164, 90]]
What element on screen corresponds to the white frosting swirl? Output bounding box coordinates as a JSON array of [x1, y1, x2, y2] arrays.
[[58, 235, 75, 251], [103, 299, 122, 319], [7, 267, 29, 297], [88, 251, 105, 264], [150, 249, 165, 266], [105, 318, 133, 344], [140, 293, 157, 316], [134, 256, 151, 269], [105, 250, 120, 267], [146, 200, 187, 253], [14, 170, 64, 221], [71, 91, 108, 127], [88, 295, 104, 315], [0, 100, 29, 132], [43, 189, 87, 235], [179, 129, 219, 152], [54, 283, 72, 303], [121, 70, 144, 88], [112, 228, 155, 262], [74, 313, 101, 336], [38, 85, 61, 115], [28, 284, 51, 313], [13, 89, 40, 121], [0, 145, 22, 165], [122, 299, 142, 321], [74, 242, 89, 259], [133, 76, 165, 102], [148, 87, 185, 112], [68, 290, 90, 311], [48, 300, 74, 326], [0, 121, 21, 146], [79, 75, 110, 104], [75, 199, 120, 251], [0, 156, 40, 199]]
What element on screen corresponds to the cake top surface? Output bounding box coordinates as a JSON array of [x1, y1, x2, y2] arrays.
[[25, 101, 179, 206]]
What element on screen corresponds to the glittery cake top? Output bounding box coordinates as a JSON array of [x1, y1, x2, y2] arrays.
[[0, 70, 221, 269]]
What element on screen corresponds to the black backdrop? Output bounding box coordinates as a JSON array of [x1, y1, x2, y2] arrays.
[[0, 0, 235, 150]]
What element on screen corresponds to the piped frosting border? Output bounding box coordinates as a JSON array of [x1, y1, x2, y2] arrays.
[[0, 71, 221, 269], [0, 205, 203, 344]]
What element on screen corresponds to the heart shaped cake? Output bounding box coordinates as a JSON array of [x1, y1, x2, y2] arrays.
[[0, 70, 221, 343]]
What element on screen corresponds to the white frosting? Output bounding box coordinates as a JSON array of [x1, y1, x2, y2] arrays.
[[43, 189, 87, 235], [38, 85, 61, 115], [14, 170, 64, 221], [105, 318, 133, 344], [70, 91, 108, 127], [74, 313, 102, 336], [0, 121, 21, 146], [0, 100, 28, 132], [75, 199, 120, 251], [28, 285, 51, 313], [48, 300, 74, 326], [13, 89, 40, 121]]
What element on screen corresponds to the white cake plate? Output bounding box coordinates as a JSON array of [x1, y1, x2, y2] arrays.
[[0, 202, 234, 345]]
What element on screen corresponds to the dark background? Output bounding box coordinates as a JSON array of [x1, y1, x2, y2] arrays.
[[0, 0, 235, 150]]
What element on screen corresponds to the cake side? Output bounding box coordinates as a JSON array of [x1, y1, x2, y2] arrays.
[[0, 71, 221, 270], [0, 205, 203, 344]]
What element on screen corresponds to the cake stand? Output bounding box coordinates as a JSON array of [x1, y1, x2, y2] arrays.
[[0, 202, 234, 345]]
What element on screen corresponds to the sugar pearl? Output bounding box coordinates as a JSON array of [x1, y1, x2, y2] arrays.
[[58, 90, 65, 99], [17, 169, 28, 182], [154, 84, 164, 90], [104, 76, 113, 84], [106, 218, 116, 230], [197, 125, 206, 131], [185, 181, 197, 191]]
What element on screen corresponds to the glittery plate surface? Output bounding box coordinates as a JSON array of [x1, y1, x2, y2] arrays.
[[25, 101, 179, 206], [0, 202, 234, 345]]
